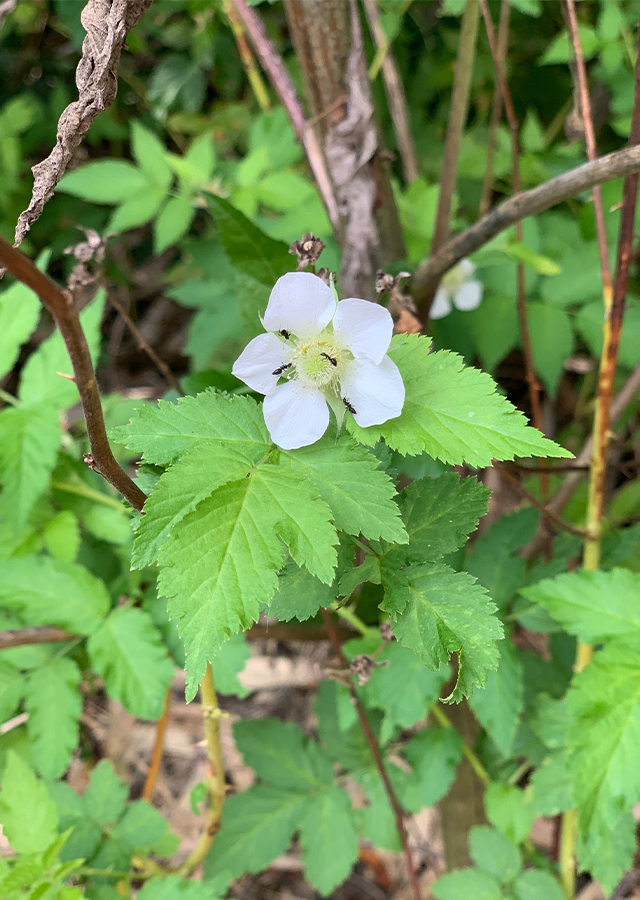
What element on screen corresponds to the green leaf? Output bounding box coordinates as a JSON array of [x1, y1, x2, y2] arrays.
[[0, 751, 58, 853], [130, 122, 172, 192], [0, 278, 42, 381], [234, 718, 332, 790], [396, 473, 489, 563], [527, 303, 574, 395], [568, 643, 640, 841], [315, 680, 373, 771], [24, 658, 81, 779], [469, 825, 521, 884], [576, 299, 640, 370], [0, 660, 23, 721], [348, 335, 571, 464], [540, 25, 600, 65], [83, 760, 128, 826], [19, 292, 105, 410], [205, 194, 292, 286], [468, 295, 519, 372], [382, 563, 503, 701], [0, 556, 110, 634], [137, 875, 220, 899], [57, 161, 150, 203], [280, 434, 407, 543], [299, 786, 358, 894], [521, 568, 640, 644], [203, 785, 304, 887], [485, 784, 535, 844], [43, 510, 81, 562], [576, 812, 636, 895], [88, 605, 174, 719], [132, 438, 268, 569], [110, 391, 270, 466], [469, 641, 524, 757], [159, 465, 337, 698], [0, 404, 60, 531], [154, 195, 195, 252], [513, 869, 565, 900], [267, 563, 336, 622], [432, 868, 502, 900], [110, 799, 171, 852], [212, 634, 250, 697], [109, 186, 168, 233], [403, 728, 462, 808], [527, 751, 573, 816], [539, 244, 603, 309], [500, 241, 561, 275]]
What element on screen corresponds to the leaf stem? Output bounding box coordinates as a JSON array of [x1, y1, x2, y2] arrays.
[[333, 603, 377, 638], [430, 702, 491, 787], [50, 479, 127, 511], [177, 663, 226, 876], [320, 608, 421, 900], [224, 0, 272, 113]]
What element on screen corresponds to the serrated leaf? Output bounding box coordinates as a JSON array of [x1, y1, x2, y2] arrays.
[[382, 563, 503, 701], [513, 869, 564, 900], [108, 186, 167, 232], [88, 605, 174, 719], [19, 292, 105, 410], [137, 875, 220, 899], [469, 641, 523, 757], [527, 751, 573, 816], [576, 812, 636, 895], [0, 556, 109, 634], [234, 718, 332, 790], [154, 195, 195, 252], [0, 751, 58, 853], [521, 568, 640, 644], [205, 194, 292, 285], [57, 160, 150, 203], [0, 404, 60, 531], [315, 680, 374, 771], [25, 658, 81, 779], [485, 784, 535, 844], [469, 826, 521, 885], [348, 335, 571, 464], [211, 634, 250, 697], [0, 278, 42, 381], [397, 473, 489, 563], [527, 303, 574, 395], [83, 760, 128, 826], [267, 563, 336, 622], [130, 121, 172, 191], [280, 434, 407, 543], [567, 643, 640, 842], [203, 785, 304, 887], [159, 465, 337, 698], [433, 868, 502, 900], [299, 785, 358, 894], [403, 728, 462, 808], [110, 799, 170, 851], [0, 660, 23, 721], [110, 391, 270, 465]]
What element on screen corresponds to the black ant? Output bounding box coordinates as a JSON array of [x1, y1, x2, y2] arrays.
[[272, 362, 292, 376], [342, 397, 357, 415], [321, 352, 338, 367], [279, 329, 290, 339]]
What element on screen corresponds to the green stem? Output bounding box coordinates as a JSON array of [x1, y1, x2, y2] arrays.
[[430, 703, 491, 787], [333, 604, 377, 638], [0, 388, 19, 407], [177, 664, 226, 876], [50, 480, 128, 511]]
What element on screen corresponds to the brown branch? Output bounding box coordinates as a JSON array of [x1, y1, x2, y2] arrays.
[[13, 0, 153, 247], [479, 0, 510, 217], [142, 688, 172, 802], [320, 608, 421, 900], [411, 144, 640, 300], [229, 0, 341, 236], [0, 237, 146, 512], [495, 464, 591, 540], [362, 0, 418, 183], [0, 626, 77, 650]]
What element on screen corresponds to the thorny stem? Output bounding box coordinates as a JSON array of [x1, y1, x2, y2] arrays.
[[178, 664, 226, 876], [142, 689, 172, 802], [479, 0, 510, 217], [558, 21, 640, 900], [224, 0, 272, 113], [228, 0, 340, 236], [429, 703, 491, 787], [362, 0, 418, 183], [411, 143, 640, 300], [480, 0, 545, 494], [421, 0, 479, 321], [320, 608, 421, 900]]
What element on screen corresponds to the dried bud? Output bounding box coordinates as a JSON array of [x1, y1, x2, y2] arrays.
[[380, 621, 395, 642], [316, 267, 334, 287], [350, 654, 388, 686], [64, 227, 109, 264], [289, 232, 326, 270]]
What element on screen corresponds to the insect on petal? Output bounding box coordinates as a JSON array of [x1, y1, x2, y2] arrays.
[[263, 272, 337, 339], [340, 355, 405, 428], [232, 332, 292, 396], [333, 297, 393, 364]]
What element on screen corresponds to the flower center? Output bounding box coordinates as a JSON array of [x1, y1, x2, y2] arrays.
[[292, 338, 340, 389]]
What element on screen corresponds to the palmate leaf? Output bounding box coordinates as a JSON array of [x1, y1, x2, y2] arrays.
[[159, 464, 337, 698], [24, 657, 81, 779], [348, 334, 572, 464], [280, 433, 407, 543], [110, 391, 270, 465], [0, 752, 58, 854], [234, 718, 333, 791], [381, 563, 503, 701]]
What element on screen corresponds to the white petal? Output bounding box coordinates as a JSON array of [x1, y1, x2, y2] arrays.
[[453, 279, 483, 312], [340, 355, 405, 428], [458, 258, 475, 279], [263, 381, 330, 449], [333, 297, 393, 364], [429, 287, 452, 320], [262, 272, 337, 339], [232, 332, 291, 396]]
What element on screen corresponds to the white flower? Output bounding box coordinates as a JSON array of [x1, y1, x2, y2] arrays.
[[232, 272, 405, 450], [430, 258, 483, 320]]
